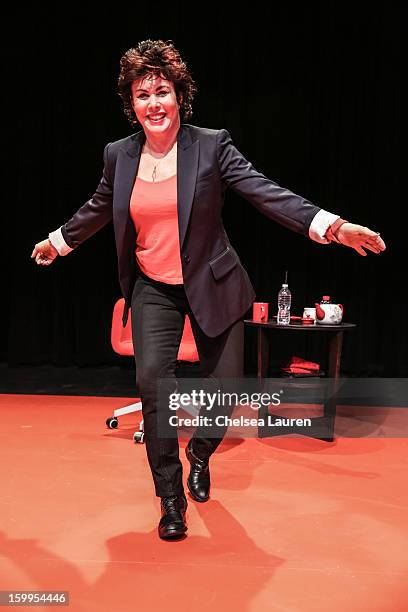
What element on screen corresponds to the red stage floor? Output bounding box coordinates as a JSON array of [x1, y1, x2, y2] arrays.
[[0, 394, 407, 611]]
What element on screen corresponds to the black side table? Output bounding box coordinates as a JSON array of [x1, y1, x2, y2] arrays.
[[244, 320, 356, 441]]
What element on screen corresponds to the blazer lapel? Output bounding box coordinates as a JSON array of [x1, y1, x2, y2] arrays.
[[113, 132, 144, 265], [177, 125, 199, 249]]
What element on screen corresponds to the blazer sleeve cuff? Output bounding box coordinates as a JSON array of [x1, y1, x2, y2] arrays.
[[48, 227, 74, 256], [308, 209, 341, 244]]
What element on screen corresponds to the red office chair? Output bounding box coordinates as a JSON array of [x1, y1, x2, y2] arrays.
[[106, 298, 199, 442]]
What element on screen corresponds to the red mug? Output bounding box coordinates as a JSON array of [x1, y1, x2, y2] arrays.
[[253, 302, 269, 323]]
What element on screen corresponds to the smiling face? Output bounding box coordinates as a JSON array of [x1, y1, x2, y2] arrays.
[[131, 74, 181, 137]]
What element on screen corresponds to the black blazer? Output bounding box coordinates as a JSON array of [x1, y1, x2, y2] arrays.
[[61, 124, 321, 337]]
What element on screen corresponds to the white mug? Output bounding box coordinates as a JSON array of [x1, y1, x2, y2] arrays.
[[303, 307, 316, 322]]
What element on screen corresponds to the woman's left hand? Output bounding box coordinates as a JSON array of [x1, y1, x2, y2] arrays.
[[335, 223, 386, 256]]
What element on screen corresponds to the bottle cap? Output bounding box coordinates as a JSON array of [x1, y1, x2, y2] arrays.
[[322, 295, 330, 301]]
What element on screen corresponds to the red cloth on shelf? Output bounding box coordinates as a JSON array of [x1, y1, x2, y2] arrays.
[[281, 355, 321, 375]]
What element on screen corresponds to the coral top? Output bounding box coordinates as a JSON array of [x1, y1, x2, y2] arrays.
[[129, 174, 183, 284]]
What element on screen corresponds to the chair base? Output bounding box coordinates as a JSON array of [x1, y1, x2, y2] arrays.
[[113, 401, 142, 418]]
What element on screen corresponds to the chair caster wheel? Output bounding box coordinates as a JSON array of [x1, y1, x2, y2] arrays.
[[106, 417, 118, 429], [133, 431, 145, 444]]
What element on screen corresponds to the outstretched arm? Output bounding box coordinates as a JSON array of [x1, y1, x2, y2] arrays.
[[216, 129, 386, 255], [216, 128, 320, 236]]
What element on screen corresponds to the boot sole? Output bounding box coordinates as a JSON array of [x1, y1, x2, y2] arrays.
[[159, 525, 188, 539]]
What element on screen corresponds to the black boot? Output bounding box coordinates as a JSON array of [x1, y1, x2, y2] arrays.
[[158, 494, 188, 540], [185, 440, 210, 502]]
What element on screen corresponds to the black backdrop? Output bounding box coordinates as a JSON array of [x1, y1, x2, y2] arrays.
[[2, 4, 406, 376]]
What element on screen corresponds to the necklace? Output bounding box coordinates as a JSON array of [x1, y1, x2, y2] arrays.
[[144, 141, 176, 182]]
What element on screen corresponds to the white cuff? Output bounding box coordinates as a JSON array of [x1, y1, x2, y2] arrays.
[[48, 227, 74, 256], [308, 210, 340, 244]]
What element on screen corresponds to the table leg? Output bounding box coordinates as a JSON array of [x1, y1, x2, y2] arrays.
[[257, 327, 272, 438], [322, 331, 344, 440], [328, 331, 344, 378], [257, 327, 270, 380]]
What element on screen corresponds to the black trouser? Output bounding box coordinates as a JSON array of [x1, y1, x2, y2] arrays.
[[131, 272, 243, 498]]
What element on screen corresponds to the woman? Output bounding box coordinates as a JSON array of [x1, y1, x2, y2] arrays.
[[31, 39, 386, 540]]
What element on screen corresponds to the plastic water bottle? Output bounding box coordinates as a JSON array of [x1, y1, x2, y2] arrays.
[[277, 281, 291, 325]]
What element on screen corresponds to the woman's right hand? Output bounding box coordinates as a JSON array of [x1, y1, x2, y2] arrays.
[[31, 239, 59, 266]]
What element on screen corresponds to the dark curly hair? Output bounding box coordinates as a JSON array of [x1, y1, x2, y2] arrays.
[[118, 39, 197, 128]]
